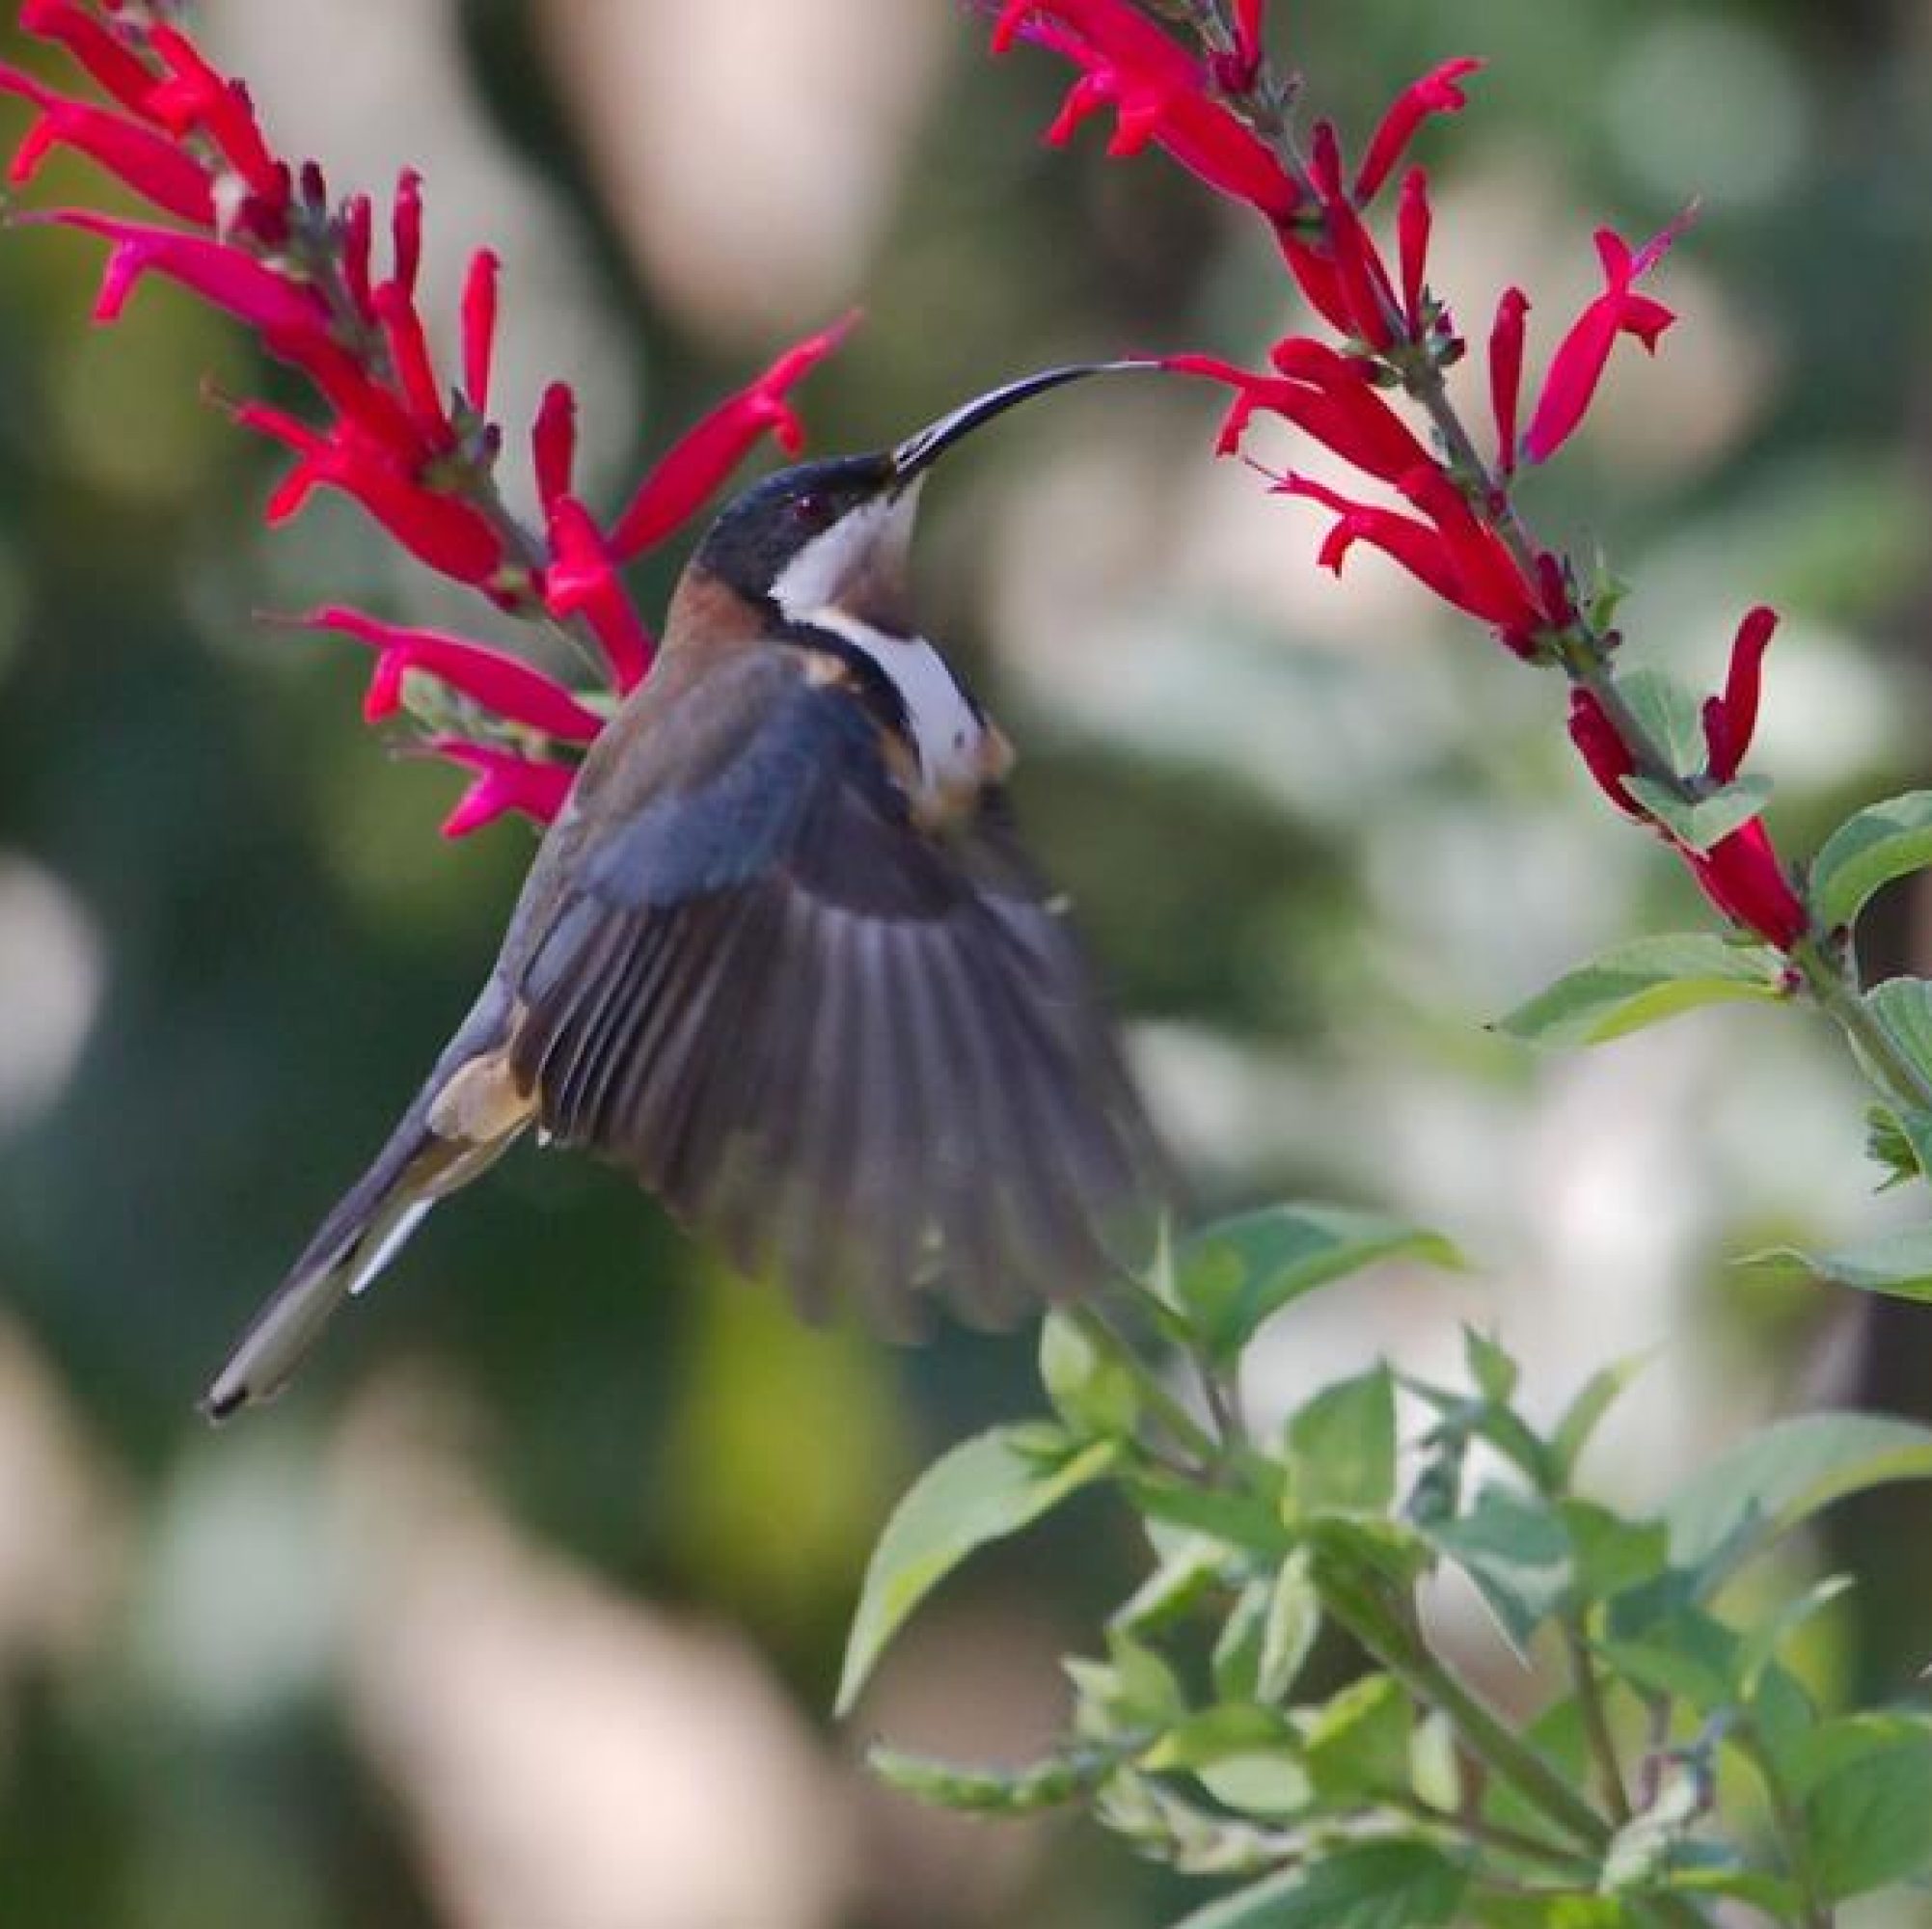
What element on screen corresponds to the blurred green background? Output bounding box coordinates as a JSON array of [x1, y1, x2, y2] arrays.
[[2, 1, 1932, 1923]]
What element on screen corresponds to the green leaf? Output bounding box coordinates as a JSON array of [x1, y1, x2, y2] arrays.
[[1141, 1704, 1293, 1774], [1302, 1672, 1411, 1801], [1495, 935, 1785, 1051], [1598, 1757, 1708, 1892], [1664, 1411, 1932, 1591], [1801, 1716, 1932, 1900], [1623, 774, 1772, 853], [868, 1743, 1105, 1813], [1114, 1535, 1231, 1638], [1167, 1840, 1468, 1929], [1734, 1572, 1853, 1695], [1424, 1485, 1571, 1645], [1123, 1474, 1290, 1556], [1549, 1351, 1655, 1483], [1211, 1581, 1269, 1704], [1616, 666, 1709, 777], [836, 1427, 1118, 1713], [1737, 1226, 1932, 1302], [1286, 1366, 1397, 1515], [1866, 975, 1932, 1090], [1177, 1206, 1463, 1361], [1864, 1103, 1932, 1191], [1258, 1551, 1321, 1704], [1462, 1326, 1519, 1404], [1561, 1501, 1669, 1606], [1039, 1309, 1141, 1439], [1811, 789, 1932, 932]]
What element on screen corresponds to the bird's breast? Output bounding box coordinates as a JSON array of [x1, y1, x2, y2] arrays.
[[807, 610, 1009, 822]]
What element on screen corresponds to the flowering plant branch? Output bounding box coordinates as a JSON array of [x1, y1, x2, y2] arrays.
[[1, 0, 848, 837]]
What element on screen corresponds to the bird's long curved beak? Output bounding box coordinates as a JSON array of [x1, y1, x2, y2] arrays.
[[889, 360, 1158, 482]]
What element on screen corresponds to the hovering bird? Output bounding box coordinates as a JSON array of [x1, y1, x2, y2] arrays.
[[204, 363, 1164, 1421]]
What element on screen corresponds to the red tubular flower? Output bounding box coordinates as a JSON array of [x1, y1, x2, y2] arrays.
[[1166, 348, 1432, 481], [609, 317, 854, 559], [391, 168, 423, 292], [1214, 0, 1268, 92], [303, 607, 605, 743], [146, 23, 284, 210], [1703, 604, 1778, 783], [372, 280, 452, 448], [1523, 222, 1685, 465], [532, 382, 579, 515], [340, 192, 375, 323], [1488, 286, 1529, 477], [431, 740, 577, 839], [1354, 58, 1483, 205], [0, 65, 215, 224], [1397, 168, 1431, 333], [1395, 464, 1541, 641], [1281, 471, 1491, 615], [461, 249, 500, 413], [1308, 122, 1397, 349], [991, 0, 1300, 220], [546, 497, 655, 692], [1687, 823, 1807, 951], [1568, 690, 1638, 813], [19, 0, 166, 122]]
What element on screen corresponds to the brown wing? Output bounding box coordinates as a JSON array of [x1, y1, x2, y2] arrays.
[[503, 647, 1161, 1333]]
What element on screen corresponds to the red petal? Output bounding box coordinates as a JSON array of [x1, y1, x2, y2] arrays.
[[546, 496, 654, 692], [532, 381, 578, 514], [461, 248, 500, 413], [339, 192, 374, 322], [1278, 472, 1474, 612], [391, 168, 422, 292], [1354, 57, 1483, 204], [20, 1, 164, 122], [147, 25, 281, 204], [431, 740, 577, 838], [610, 316, 854, 559], [372, 279, 450, 445], [1686, 821, 1806, 950], [1488, 286, 1529, 477], [1397, 167, 1431, 331], [0, 66, 215, 224], [1396, 463, 1540, 635], [302, 606, 604, 742], [1567, 690, 1638, 813], [1704, 604, 1778, 781]]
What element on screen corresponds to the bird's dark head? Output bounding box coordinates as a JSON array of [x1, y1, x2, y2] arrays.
[[692, 361, 1153, 632]]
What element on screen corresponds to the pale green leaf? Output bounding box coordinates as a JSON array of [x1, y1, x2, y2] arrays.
[[1623, 774, 1772, 853], [1496, 935, 1784, 1051], [1811, 790, 1932, 932], [1167, 1840, 1468, 1929], [1287, 1366, 1396, 1516], [836, 1428, 1117, 1713], [1737, 1226, 1932, 1302]]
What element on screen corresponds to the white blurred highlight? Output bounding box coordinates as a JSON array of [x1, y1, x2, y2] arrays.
[[539, 0, 948, 340], [333, 1384, 853, 1929], [0, 855, 106, 1139]]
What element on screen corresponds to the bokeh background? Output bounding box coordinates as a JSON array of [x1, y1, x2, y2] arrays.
[[3, 1, 1932, 1923]]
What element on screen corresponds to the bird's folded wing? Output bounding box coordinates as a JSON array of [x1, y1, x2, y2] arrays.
[[503, 649, 1161, 1331]]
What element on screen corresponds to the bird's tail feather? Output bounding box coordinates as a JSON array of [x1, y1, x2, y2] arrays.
[[202, 1105, 521, 1424]]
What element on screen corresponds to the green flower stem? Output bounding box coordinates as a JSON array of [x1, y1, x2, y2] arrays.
[[1564, 1620, 1633, 1826], [1787, 932, 1932, 1115], [1735, 1727, 1834, 1929]]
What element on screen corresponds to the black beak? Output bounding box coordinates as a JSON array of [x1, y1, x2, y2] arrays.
[[889, 360, 1157, 482]]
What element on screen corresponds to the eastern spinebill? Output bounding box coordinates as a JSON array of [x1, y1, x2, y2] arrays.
[[204, 362, 1165, 1421]]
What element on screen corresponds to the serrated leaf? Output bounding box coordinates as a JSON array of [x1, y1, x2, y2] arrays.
[[836, 1428, 1117, 1713], [1550, 1351, 1655, 1482], [1177, 1206, 1464, 1361], [1424, 1485, 1571, 1644], [1167, 1839, 1469, 1929], [1496, 935, 1784, 1050], [1286, 1366, 1396, 1515], [1616, 666, 1709, 777], [1737, 1226, 1932, 1302], [1811, 790, 1932, 932], [1664, 1411, 1932, 1592], [1623, 774, 1772, 853]]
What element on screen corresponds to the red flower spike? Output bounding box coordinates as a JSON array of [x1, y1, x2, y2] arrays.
[[0, 65, 215, 225], [461, 249, 499, 413], [1354, 57, 1483, 205], [532, 381, 578, 515], [1703, 604, 1778, 782], [431, 739, 576, 839], [992, 0, 1300, 219], [1687, 822, 1807, 951], [1524, 221, 1686, 465], [1397, 167, 1431, 331], [391, 168, 422, 292], [1567, 690, 1638, 813], [1396, 463, 1540, 638], [302, 606, 604, 743], [1280, 472, 1481, 615], [609, 316, 854, 560], [1488, 286, 1529, 477], [20, 0, 166, 122], [372, 280, 451, 446], [546, 496, 654, 692]]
